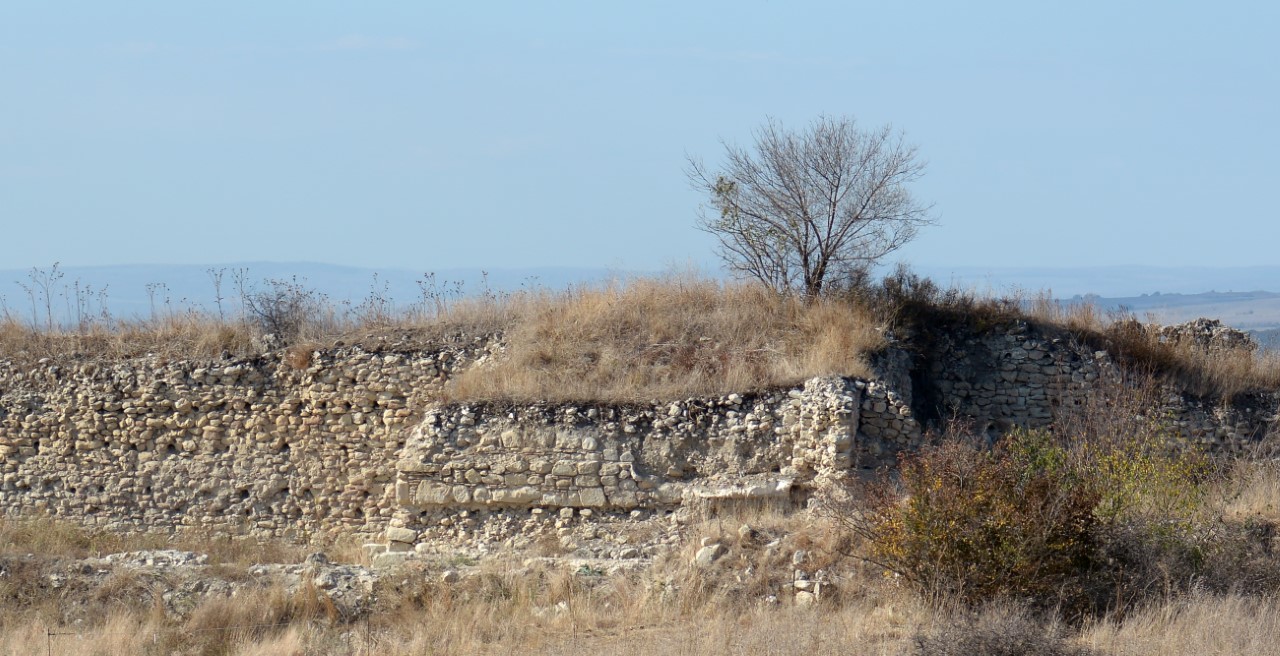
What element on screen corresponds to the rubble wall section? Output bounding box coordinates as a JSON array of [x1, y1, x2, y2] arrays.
[[0, 340, 487, 541]]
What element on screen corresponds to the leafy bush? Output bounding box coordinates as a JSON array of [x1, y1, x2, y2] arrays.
[[849, 431, 1106, 615], [844, 427, 1218, 618]]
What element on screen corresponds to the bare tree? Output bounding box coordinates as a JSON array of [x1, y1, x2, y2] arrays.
[[688, 116, 934, 298]]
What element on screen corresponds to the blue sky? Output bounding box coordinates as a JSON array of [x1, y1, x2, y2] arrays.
[[2, 1, 1277, 273]]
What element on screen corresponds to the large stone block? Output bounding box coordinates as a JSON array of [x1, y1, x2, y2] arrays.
[[385, 526, 418, 543], [414, 482, 451, 505], [578, 487, 607, 508]]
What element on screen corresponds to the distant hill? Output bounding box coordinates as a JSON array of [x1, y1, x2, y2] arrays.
[[911, 265, 1280, 335], [1085, 291, 1280, 331], [913, 265, 1280, 298]]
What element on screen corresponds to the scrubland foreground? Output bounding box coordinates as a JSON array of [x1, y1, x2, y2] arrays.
[[3, 271, 1280, 654], [2, 400, 1280, 656], [2, 448, 1280, 656]]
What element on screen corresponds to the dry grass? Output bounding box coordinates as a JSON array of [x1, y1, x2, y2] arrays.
[[0, 584, 339, 656], [8, 554, 1278, 655], [448, 276, 883, 402], [856, 268, 1280, 400], [1, 567, 932, 656], [0, 286, 521, 368], [3, 274, 885, 402], [0, 313, 257, 365], [6, 269, 1278, 403], [1220, 458, 1280, 523], [914, 605, 1097, 656], [0, 508, 932, 655], [1080, 593, 1280, 656], [1022, 290, 1280, 398], [353, 508, 928, 654], [0, 516, 324, 566], [0, 517, 168, 559], [2, 469, 1280, 654], [0, 600, 932, 655]]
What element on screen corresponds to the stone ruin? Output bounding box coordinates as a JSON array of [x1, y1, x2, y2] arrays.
[[0, 319, 1275, 560], [1160, 318, 1260, 356]]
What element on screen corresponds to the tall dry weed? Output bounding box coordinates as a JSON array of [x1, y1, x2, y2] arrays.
[[0, 517, 168, 559], [1222, 459, 1280, 523]]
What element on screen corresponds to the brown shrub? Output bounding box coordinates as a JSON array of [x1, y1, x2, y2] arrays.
[[284, 343, 315, 370]]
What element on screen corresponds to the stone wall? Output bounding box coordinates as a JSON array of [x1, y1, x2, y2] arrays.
[[922, 320, 1279, 447], [0, 338, 490, 541], [925, 322, 1105, 435], [0, 319, 1276, 548], [393, 376, 920, 514], [385, 376, 922, 552]]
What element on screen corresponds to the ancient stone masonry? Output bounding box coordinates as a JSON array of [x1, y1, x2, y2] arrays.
[[0, 338, 493, 542], [0, 320, 1276, 549], [394, 377, 921, 509], [925, 322, 1106, 435], [921, 320, 1279, 447], [385, 376, 922, 553], [1161, 318, 1260, 356]]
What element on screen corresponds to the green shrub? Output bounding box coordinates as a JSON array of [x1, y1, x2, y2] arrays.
[[845, 427, 1216, 618], [852, 431, 1105, 614]]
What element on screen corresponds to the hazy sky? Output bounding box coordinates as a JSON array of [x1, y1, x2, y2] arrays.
[[2, 2, 1277, 273]]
